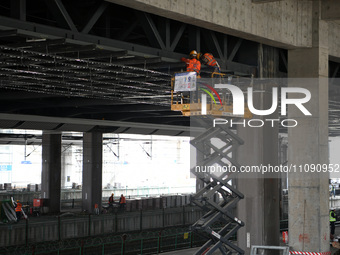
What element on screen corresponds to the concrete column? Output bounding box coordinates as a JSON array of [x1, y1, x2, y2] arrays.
[[41, 132, 62, 213], [82, 132, 103, 213], [287, 1, 329, 253], [237, 82, 280, 255]]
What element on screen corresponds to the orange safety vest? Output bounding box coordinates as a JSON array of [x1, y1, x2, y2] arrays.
[[181, 57, 201, 74], [120, 196, 126, 204], [202, 53, 217, 67], [15, 202, 22, 212]]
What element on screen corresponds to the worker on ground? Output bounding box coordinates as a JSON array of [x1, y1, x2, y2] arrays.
[[108, 193, 114, 212], [15, 200, 22, 222], [119, 194, 126, 210], [330, 208, 337, 240], [181, 50, 201, 77], [94, 203, 99, 215], [109, 193, 114, 205]]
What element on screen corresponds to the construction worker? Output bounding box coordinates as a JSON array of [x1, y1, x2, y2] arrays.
[[181, 50, 201, 76], [119, 194, 126, 210], [15, 200, 22, 221], [332, 185, 336, 198], [109, 193, 114, 205], [197, 52, 221, 72], [108, 193, 114, 212], [94, 203, 99, 215], [330, 208, 337, 240]]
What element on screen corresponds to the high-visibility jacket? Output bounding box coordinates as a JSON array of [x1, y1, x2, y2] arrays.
[[181, 57, 201, 74], [15, 202, 22, 212], [120, 196, 126, 204], [201, 53, 218, 67], [330, 211, 336, 222]]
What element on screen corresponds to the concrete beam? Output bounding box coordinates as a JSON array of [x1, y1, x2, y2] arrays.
[[252, 0, 283, 3], [328, 21, 340, 59], [106, 0, 313, 49], [321, 0, 340, 20], [0, 113, 204, 135]]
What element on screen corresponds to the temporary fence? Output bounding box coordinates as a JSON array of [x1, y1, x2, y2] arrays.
[[0, 228, 207, 255]]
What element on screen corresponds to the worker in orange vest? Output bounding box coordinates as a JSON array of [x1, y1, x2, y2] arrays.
[[181, 50, 201, 76], [15, 200, 22, 221], [119, 194, 126, 210], [109, 193, 114, 205], [197, 52, 221, 72]]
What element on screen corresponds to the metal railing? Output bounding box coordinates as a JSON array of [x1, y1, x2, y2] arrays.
[[250, 245, 289, 255], [0, 228, 207, 255]]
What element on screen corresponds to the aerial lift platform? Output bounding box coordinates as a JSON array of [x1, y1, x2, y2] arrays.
[[171, 72, 252, 118], [170, 72, 252, 254]]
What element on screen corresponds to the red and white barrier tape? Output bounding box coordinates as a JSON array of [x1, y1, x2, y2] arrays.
[[289, 251, 331, 255]]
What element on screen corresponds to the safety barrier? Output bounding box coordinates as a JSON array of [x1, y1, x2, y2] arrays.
[[289, 252, 332, 255], [0, 206, 203, 247], [0, 228, 207, 255], [251, 245, 289, 255], [251, 246, 332, 255]]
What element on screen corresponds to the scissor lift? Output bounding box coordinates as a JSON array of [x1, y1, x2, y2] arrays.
[[190, 116, 245, 255], [170, 72, 251, 254]]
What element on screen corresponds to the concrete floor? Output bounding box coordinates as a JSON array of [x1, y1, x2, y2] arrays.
[[161, 247, 222, 254], [160, 225, 340, 255]]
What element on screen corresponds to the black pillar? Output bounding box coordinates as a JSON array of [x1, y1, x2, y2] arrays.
[[41, 132, 62, 213], [82, 132, 103, 213]]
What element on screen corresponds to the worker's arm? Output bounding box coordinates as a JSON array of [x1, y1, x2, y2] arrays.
[[181, 57, 189, 63]]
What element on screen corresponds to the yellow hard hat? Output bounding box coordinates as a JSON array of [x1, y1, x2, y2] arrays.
[[16, 200, 19, 202], [189, 50, 197, 57]]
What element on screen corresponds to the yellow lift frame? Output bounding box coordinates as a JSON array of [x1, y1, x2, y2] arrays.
[[171, 72, 252, 118]]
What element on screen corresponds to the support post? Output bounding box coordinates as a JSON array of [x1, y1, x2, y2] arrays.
[[41, 131, 62, 213], [287, 1, 329, 253], [237, 82, 280, 255], [82, 132, 103, 213]]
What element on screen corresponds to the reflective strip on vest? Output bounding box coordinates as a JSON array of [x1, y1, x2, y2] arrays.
[[330, 211, 336, 222], [186, 59, 201, 74], [16, 203, 22, 212], [203, 53, 217, 67]]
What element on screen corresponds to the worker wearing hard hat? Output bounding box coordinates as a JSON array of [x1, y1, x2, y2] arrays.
[[109, 193, 115, 208], [180, 50, 201, 76], [197, 52, 221, 73], [109, 193, 114, 205], [119, 194, 126, 210], [330, 207, 337, 240], [15, 200, 22, 221]]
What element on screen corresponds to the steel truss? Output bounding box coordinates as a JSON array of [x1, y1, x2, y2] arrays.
[[0, 0, 259, 73], [190, 116, 244, 255]]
